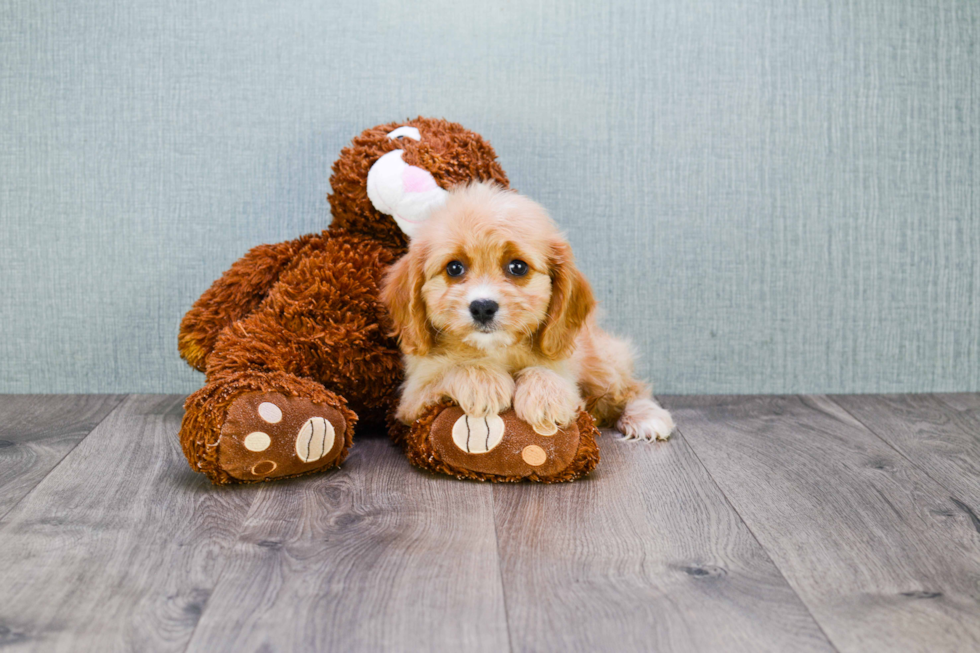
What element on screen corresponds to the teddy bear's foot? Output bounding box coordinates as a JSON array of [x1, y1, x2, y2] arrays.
[[215, 392, 349, 482], [396, 402, 600, 482], [180, 371, 357, 485]]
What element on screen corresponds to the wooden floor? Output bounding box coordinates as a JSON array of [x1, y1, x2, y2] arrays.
[[0, 395, 978, 652]]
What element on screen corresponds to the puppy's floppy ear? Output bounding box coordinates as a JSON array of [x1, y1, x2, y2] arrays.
[[537, 239, 596, 359], [381, 247, 435, 356]]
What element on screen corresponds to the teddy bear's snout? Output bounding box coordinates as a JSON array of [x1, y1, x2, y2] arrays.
[[366, 149, 448, 238]]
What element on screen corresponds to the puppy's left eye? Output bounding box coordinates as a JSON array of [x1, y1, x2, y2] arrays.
[[446, 260, 466, 277], [507, 260, 529, 276]]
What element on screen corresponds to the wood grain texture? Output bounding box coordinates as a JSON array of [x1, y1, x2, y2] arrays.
[[934, 393, 980, 412], [831, 394, 980, 509], [662, 395, 980, 653], [492, 431, 834, 652], [4, 394, 980, 652], [0, 394, 124, 518], [184, 438, 509, 653], [0, 395, 257, 652]]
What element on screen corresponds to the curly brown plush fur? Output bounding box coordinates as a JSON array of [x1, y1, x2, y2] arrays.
[[328, 120, 510, 250], [178, 117, 509, 484], [181, 370, 358, 485]]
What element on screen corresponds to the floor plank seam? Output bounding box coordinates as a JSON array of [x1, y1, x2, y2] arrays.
[[933, 394, 980, 413], [826, 395, 980, 517], [178, 515, 259, 653], [0, 394, 129, 524], [931, 394, 980, 443], [490, 487, 516, 653], [13, 394, 976, 650], [179, 459, 264, 652], [657, 397, 843, 653]]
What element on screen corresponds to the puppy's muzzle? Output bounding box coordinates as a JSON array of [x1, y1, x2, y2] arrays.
[[469, 299, 498, 326]]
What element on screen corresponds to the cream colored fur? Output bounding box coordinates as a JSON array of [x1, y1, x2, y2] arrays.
[[382, 182, 674, 442]]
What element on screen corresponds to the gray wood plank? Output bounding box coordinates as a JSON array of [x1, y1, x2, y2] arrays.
[[831, 394, 980, 507], [0, 394, 124, 518], [492, 431, 835, 652], [661, 395, 980, 653], [184, 438, 509, 653], [934, 393, 980, 412], [0, 395, 257, 653]]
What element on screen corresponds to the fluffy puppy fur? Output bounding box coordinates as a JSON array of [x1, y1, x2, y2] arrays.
[[381, 182, 674, 441]]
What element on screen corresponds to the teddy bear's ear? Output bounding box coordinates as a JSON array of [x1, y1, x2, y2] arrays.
[[381, 248, 435, 356]]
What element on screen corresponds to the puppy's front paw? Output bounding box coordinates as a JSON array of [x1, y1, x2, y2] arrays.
[[617, 398, 674, 442], [513, 367, 582, 434], [396, 394, 439, 425], [444, 367, 515, 418]]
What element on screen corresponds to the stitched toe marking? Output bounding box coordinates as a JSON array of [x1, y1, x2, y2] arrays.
[[533, 422, 558, 436], [243, 431, 271, 452], [521, 445, 547, 466], [251, 460, 277, 475], [257, 402, 283, 424]]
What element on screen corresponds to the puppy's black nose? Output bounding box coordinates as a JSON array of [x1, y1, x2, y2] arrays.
[[469, 299, 499, 324]]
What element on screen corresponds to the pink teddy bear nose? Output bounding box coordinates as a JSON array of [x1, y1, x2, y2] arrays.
[[402, 165, 439, 194]]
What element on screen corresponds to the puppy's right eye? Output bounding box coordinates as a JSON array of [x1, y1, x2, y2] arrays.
[[507, 259, 529, 277], [446, 260, 466, 277]]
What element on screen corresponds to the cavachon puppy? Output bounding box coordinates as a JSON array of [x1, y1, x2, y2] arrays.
[[381, 182, 674, 441]]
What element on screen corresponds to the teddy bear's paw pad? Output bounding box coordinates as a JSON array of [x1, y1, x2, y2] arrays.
[[218, 392, 346, 481], [430, 407, 581, 479], [451, 414, 505, 453], [295, 416, 336, 462]]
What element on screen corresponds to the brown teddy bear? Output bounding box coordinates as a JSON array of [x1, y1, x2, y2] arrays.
[[178, 118, 599, 484]]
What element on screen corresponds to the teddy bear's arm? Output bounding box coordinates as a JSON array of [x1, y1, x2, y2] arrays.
[[178, 234, 318, 372]]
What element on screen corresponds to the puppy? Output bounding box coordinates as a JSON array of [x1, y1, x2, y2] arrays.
[[381, 182, 674, 441]]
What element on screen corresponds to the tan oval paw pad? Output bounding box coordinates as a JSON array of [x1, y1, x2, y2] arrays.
[[451, 414, 505, 454], [532, 422, 558, 436], [296, 417, 335, 462], [521, 445, 547, 466], [257, 402, 283, 423], [243, 431, 271, 452], [251, 460, 277, 476]]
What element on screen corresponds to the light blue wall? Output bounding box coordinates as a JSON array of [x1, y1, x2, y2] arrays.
[[1, 0, 977, 394]]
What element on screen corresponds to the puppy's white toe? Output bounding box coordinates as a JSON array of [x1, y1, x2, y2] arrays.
[[617, 398, 675, 442]]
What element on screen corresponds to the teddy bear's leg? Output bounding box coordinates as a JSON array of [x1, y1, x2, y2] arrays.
[[180, 370, 356, 484], [394, 403, 601, 483], [179, 320, 358, 485]]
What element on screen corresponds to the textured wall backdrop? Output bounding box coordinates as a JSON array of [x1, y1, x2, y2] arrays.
[[1, 0, 978, 394]]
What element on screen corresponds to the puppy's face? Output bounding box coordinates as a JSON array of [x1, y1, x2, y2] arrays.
[[382, 183, 595, 358], [422, 236, 553, 351]]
